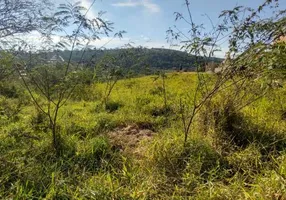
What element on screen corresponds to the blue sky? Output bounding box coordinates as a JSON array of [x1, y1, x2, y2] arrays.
[[55, 0, 286, 57]]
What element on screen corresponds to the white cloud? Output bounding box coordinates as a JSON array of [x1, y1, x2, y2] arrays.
[[140, 35, 151, 42], [88, 37, 130, 48], [214, 46, 229, 58], [3, 31, 227, 58], [2, 31, 131, 51], [112, 0, 161, 13], [54, 0, 97, 19], [78, 0, 97, 19], [143, 41, 169, 48]]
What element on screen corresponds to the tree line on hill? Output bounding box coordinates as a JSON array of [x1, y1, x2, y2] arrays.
[[21, 48, 223, 75]]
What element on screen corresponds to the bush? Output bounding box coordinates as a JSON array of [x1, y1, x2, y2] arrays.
[[145, 135, 229, 197], [105, 101, 123, 113], [149, 136, 224, 181], [226, 145, 262, 177], [213, 104, 286, 154], [149, 86, 165, 96], [149, 105, 173, 117], [0, 96, 23, 121], [30, 109, 49, 132], [66, 122, 89, 139], [93, 115, 119, 135], [76, 136, 121, 171], [135, 96, 151, 107], [0, 83, 18, 98], [71, 84, 101, 101]]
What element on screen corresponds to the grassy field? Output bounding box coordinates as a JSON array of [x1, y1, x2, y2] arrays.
[[1, 72, 286, 199]]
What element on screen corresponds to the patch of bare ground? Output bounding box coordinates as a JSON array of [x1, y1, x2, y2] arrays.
[[108, 124, 156, 157]]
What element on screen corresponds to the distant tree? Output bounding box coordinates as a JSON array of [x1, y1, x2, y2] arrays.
[[46, 47, 219, 75]]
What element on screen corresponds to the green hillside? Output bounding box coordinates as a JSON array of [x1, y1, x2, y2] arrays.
[[32, 48, 223, 74], [1, 72, 286, 199]]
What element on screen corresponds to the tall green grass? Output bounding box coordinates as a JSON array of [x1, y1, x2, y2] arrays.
[[0, 73, 285, 199]]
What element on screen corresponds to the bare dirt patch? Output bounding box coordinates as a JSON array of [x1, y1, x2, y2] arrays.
[[108, 124, 156, 156]]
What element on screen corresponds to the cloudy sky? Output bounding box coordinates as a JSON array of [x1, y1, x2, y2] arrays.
[[51, 0, 286, 57]]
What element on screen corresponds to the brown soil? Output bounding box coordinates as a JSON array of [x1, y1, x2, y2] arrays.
[[108, 124, 156, 156]]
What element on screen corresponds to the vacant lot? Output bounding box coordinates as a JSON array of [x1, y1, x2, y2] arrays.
[[1, 73, 286, 199]]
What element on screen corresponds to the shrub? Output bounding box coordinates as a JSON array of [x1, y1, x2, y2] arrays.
[[0, 96, 23, 121], [226, 145, 263, 177], [149, 86, 165, 96], [93, 116, 119, 135], [0, 83, 18, 98], [105, 101, 123, 113], [149, 105, 173, 117], [66, 122, 89, 139], [149, 136, 224, 181], [76, 136, 121, 171], [135, 96, 151, 107], [31, 109, 49, 132]]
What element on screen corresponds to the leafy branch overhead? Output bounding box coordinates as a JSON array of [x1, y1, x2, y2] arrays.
[[41, 1, 117, 51], [0, 0, 52, 39]]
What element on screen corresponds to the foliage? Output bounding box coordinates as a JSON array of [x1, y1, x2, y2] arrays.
[[166, 0, 286, 144], [0, 73, 286, 199], [0, 0, 51, 39], [94, 53, 124, 107], [9, 0, 121, 154], [0, 52, 15, 82]]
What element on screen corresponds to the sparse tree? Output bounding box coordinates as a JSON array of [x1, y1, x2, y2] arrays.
[[94, 54, 123, 108], [14, 1, 119, 153], [153, 71, 168, 114], [168, 0, 286, 144]]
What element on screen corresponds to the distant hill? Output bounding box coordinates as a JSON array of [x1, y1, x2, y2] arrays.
[[26, 48, 223, 75]]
